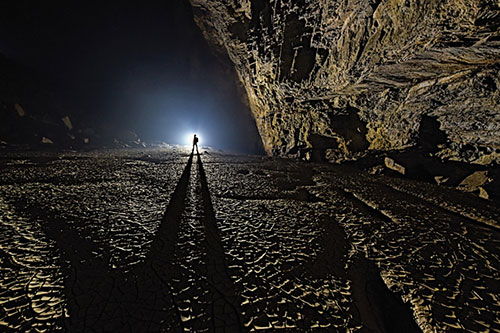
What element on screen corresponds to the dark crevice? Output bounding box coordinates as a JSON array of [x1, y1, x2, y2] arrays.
[[329, 106, 370, 152], [279, 12, 314, 82], [309, 134, 339, 162], [417, 115, 448, 152]]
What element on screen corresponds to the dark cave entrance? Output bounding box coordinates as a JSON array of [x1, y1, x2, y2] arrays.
[[0, 0, 264, 154]]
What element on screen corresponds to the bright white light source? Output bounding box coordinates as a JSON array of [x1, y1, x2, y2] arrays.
[[186, 132, 201, 146]]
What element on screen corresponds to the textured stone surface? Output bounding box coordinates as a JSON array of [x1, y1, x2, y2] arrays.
[[189, 0, 500, 163], [1, 148, 499, 331]]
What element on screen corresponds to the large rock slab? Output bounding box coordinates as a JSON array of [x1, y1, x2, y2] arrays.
[[189, 0, 500, 163]]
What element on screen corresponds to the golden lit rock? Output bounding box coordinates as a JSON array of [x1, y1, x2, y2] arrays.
[[189, 0, 500, 163]]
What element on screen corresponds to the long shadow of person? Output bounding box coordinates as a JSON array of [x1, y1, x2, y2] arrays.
[[62, 152, 195, 331], [195, 150, 243, 330]]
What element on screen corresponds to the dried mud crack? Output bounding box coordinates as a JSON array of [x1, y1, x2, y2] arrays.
[[1, 148, 499, 331]]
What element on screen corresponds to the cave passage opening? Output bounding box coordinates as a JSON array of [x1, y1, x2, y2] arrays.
[[0, 0, 264, 154]]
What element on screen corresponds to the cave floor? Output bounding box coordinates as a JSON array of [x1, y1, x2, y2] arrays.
[[0, 147, 499, 332]]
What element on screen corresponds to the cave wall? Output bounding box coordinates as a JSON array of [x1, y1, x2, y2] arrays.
[[189, 0, 500, 163]]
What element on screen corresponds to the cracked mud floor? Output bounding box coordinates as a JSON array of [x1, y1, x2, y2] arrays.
[[0, 148, 499, 332]]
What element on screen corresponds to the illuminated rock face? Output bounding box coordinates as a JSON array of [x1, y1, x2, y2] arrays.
[[189, 0, 500, 163]]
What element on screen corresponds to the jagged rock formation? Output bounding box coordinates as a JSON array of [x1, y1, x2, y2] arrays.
[[189, 0, 500, 163]]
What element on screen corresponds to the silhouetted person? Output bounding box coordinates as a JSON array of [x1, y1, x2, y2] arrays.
[[192, 134, 199, 153]]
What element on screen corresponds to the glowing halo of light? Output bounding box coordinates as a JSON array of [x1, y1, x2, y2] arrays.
[[186, 132, 201, 146]]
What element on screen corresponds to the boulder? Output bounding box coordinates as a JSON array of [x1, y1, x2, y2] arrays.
[[384, 157, 406, 175], [368, 165, 385, 175], [14, 103, 25, 117], [434, 176, 449, 185], [458, 171, 492, 191], [478, 187, 489, 200], [41, 137, 54, 144], [61, 116, 73, 130], [457, 171, 493, 199]]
